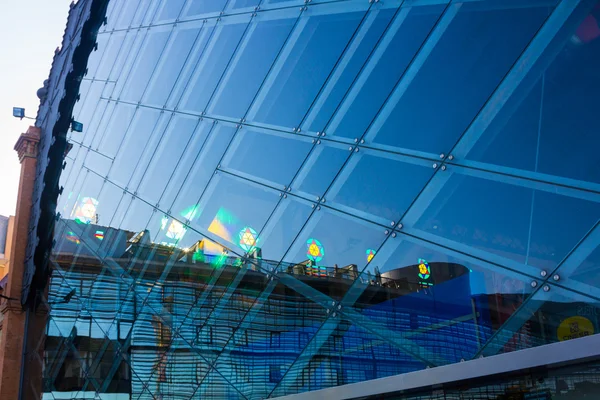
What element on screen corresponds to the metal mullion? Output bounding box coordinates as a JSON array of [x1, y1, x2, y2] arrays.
[[401, 226, 542, 279], [132, 329, 179, 400], [150, 117, 202, 209], [104, 106, 164, 187], [360, 2, 459, 144], [110, 27, 152, 102], [269, 318, 341, 397], [51, 245, 138, 394], [42, 289, 103, 394], [189, 279, 278, 399], [57, 221, 243, 397], [101, 0, 127, 33], [475, 222, 600, 357], [193, 267, 250, 338], [268, 270, 388, 397], [319, 3, 411, 139], [300, 0, 397, 131], [284, 0, 377, 131], [451, 159, 600, 201], [168, 267, 229, 345], [474, 287, 551, 358], [273, 271, 445, 366], [146, 21, 206, 109], [447, 0, 592, 161], [123, 111, 174, 196], [206, 5, 300, 117], [159, 121, 217, 214], [552, 222, 600, 279]]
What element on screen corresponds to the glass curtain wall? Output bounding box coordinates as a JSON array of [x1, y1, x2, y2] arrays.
[[42, 0, 600, 399]]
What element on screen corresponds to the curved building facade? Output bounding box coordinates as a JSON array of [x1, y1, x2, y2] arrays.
[[12, 0, 600, 399]]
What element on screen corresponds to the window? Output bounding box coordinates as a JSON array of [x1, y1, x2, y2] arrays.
[[237, 363, 250, 383], [333, 335, 343, 352], [197, 326, 213, 345], [269, 365, 283, 383], [195, 361, 209, 385], [299, 332, 309, 348], [270, 331, 281, 347], [364, 363, 375, 381], [234, 329, 248, 347]]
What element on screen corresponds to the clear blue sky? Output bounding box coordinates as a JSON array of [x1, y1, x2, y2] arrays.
[[0, 0, 73, 217]]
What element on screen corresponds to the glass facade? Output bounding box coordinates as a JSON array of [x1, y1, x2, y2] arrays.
[[43, 0, 600, 398]]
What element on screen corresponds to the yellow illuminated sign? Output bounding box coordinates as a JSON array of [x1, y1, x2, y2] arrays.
[[557, 316, 594, 341]]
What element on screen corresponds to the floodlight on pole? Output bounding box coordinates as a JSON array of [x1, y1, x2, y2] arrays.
[[71, 120, 84, 132], [12, 107, 36, 120]]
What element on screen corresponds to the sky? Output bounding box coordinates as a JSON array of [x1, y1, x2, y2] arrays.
[[0, 0, 73, 217]]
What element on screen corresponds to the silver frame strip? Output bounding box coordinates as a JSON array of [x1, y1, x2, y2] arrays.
[[273, 334, 600, 399]]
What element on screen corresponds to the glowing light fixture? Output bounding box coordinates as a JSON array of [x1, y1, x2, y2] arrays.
[[166, 219, 186, 240], [94, 230, 104, 240], [72, 197, 98, 224], [306, 238, 324, 262], [71, 120, 84, 132], [13, 107, 25, 118], [238, 226, 258, 252], [66, 231, 80, 245], [366, 249, 376, 263], [418, 258, 431, 280]]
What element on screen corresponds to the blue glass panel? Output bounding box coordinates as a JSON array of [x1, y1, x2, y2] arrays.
[[126, 113, 172, 191], [120, 27, 171, 103], [204, 280, 329, 398], [413, 172, 600, 272], [326, 150, 434, 225], [225, 0, 261, 11], [468, 6, 600, 185], [158, 120, 213, 211], [179, 16, 252, 114], [291, 141, 350, 200], [67, 171, 105, 223], [481, 283, 600, 357], [326, 5, 444, 141], [208, 10, 298, 119], [190, 174, 280, 255], [154, 0, 186, 23], [96, 103, 137, 158], [108, 107, 162, 189], [257, 197, 314, 262], [345, 234, 538, 366], [94, 181, 126, 228], [103, 0, 126, 31], [88, 101, 116, 149], [248, 4, 369, 128], [221, 128, 313, 187], [143, 23, 202, 107], [59, 169, 88, 221], [301, 6, 396, 133], [86, 35, 110, 79], [169, 123, 237, 220], [367, 3, 554, 155], [83, 150, 112, 178], [130, 0, 153, 28], [137, 114, 199, 206], [114, 0, 139, 29], [117, 196, 155, 233], [182, 0, 228, 18], [165, 20, 217, 109], [95, 31, 128, 81], [73, 81, 104, 132], [282, 207, 386, 279]]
